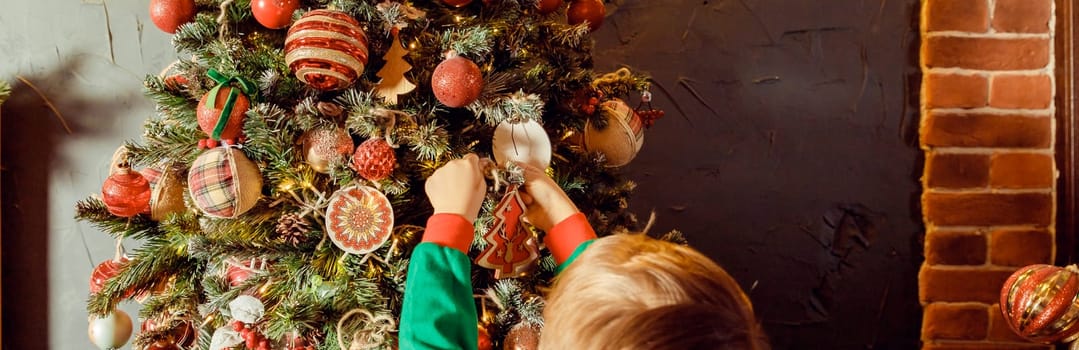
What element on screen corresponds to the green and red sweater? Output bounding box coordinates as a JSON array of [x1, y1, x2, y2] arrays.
[[399, 213, 596, 350]]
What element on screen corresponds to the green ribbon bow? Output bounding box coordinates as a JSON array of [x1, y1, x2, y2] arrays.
[[206, 69, 257, 140]]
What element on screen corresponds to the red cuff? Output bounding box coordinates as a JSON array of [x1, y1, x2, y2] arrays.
[[423, 214, 475, 254], [544, 213, 597, 265]]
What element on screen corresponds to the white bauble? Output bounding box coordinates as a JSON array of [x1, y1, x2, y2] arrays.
[[492, 119, 552, 170], [88, 310, 134, 350]]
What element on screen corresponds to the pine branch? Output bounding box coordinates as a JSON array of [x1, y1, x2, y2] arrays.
[[400, 121, 450, 161], [553, 23, 592, 48], [173, 15, 219, 54], [87, 234, 199, 316], [441, 26, 494, 58], [75, 198, 162, 240], [125, 117, 203, 167]]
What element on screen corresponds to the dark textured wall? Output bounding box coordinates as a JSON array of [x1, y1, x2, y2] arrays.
[[591, 0, 923, 348]]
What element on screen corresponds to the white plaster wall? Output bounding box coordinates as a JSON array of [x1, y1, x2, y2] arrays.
[[1, 0, 176, 348]]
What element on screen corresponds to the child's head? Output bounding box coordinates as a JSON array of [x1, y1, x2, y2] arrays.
[[540, 234, 768, 350]]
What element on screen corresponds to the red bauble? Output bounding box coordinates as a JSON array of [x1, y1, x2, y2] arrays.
[[164, 75, 188, 91], [503, 323, 540, 350], [285, 10, 370, 91], [197, 87, 250, 141], [226, 258, 269, 287], [89, 257, 132, 296], [102, 168, 152, 217], [141, 319, 195, 350], [567, 0, 605, 32], [996, 265, 1079, 341], [302, 127, 354, 173], [1001, 264, 1079, 343], [443, 0, 473, 7], [477, 325, 493, 350], [352, 139, 397, 182], [149, 0, 197, 34], [252, 0, 299, 29], [536, 0, 563, 14], [431, 53, 484, 108]]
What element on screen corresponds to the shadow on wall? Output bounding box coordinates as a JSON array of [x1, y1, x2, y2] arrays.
[[1, 56, 144, 349]]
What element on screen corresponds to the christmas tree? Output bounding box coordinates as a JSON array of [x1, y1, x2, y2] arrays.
[[77, 0, 665, 349]]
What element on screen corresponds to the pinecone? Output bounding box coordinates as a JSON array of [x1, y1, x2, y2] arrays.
[[276, 213, 311, 245]]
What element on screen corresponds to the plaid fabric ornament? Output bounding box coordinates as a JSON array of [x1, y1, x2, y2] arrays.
[[188, 148, 262, 218]]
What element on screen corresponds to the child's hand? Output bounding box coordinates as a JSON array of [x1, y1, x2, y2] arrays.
[[519, 165, 580, 232], [425, 154, 487, 223]]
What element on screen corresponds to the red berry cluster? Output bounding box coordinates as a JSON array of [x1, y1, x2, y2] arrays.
[[636, 108, 665, 128], [198, 135, 247, 149], [232, 321, 271, 350]]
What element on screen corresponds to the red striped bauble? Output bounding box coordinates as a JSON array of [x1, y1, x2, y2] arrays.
[[285, 9, 369, 91], [1000, 264, 1079, 343]]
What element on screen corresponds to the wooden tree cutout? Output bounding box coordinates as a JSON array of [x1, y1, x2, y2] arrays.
[[375, 29, 417, 105]]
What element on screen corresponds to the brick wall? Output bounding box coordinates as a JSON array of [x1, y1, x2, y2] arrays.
[[920, 0, 1056, 349]]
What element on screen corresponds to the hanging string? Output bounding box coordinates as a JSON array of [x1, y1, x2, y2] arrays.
[[217, 0, 235, 41]]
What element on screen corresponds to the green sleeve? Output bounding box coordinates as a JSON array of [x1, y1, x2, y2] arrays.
[[399, 242, 477, 350], [556, 239, 595, 274]]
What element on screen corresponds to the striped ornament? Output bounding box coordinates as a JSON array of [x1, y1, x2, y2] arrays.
[[285, 9, 369, 91], [1000, 264, 1079, 343]]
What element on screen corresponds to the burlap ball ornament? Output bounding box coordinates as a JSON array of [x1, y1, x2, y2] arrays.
[[188, 148, 263, 218], [584, 98, 644, 167], [142, 164, 187, 221]]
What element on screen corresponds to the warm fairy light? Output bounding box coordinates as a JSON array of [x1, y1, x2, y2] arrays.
[[258, 282, 271, 295], [454, 15, 462, 23], [409, 41, 417, 49], [279, 181, 295, 191]]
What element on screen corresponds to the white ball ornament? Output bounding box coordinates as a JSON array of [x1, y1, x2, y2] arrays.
[[88, 310, 134, 350], [492, 119, 552, 170]]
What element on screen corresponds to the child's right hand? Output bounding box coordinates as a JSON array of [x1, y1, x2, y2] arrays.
[[519, 165, 580, 232], [425, 153, 487, 223]]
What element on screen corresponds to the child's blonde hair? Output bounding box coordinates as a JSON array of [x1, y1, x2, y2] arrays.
[[540, 234, 768, 350]]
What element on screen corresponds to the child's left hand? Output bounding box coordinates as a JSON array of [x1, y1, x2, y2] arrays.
[[425, 153, 487, 223]]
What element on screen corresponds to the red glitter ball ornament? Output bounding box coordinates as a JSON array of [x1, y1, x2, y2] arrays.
[[89, 257, 133, 296], [352, 138, 397, 182], [567, 0, 605, 32], [302, 126, 354, 173], [252, 0, 299, 29], [285, 9, 370, 91], [431, 52, 484, 108], [141, 319, 196, 350], [197, 87, 250, 141], [149, 0, 197, 34], [536, 0, 563, 14], [225, 258, 270, 287], [102, 168, 152, 217], [1001, 264, 1079, 343]]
